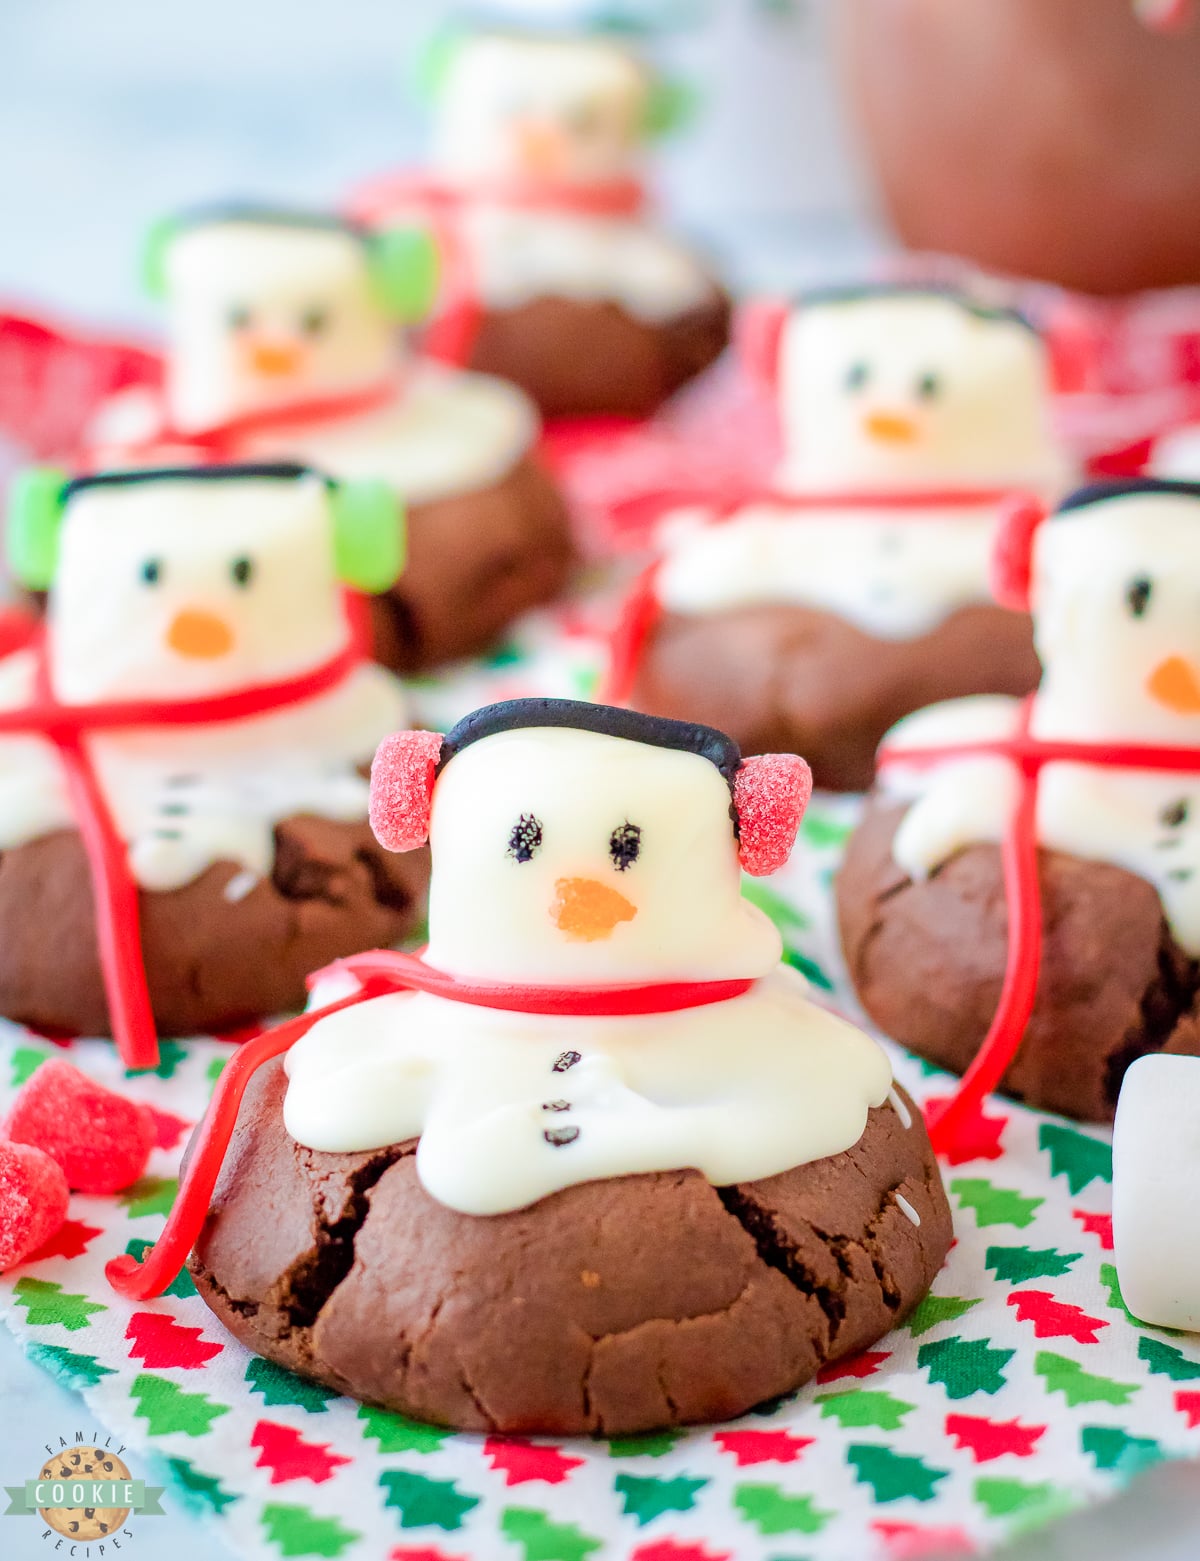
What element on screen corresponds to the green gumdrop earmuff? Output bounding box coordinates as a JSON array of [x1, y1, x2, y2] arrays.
[[142, 216, 176, 300], [7, 467, 68, 590], [366, 227, 440, 324], [328, 480, 406, 594]]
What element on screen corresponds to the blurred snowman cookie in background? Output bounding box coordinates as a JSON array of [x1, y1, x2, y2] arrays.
[[0, 461, 426, 1052], [143, 699, 953, 1434], [352, 24, 730, 418], [90, 205, 576, 672], [839, 478, 1200, 1124], [617, 285, 1069, 791]]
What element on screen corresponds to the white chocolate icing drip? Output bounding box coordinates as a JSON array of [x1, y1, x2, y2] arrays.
[[284, 966, 893, 1216], [455, 206, 717, 322], [655, 502, 1000, 639]]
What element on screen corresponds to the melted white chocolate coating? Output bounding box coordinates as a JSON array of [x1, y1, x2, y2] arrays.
[[285, 967, 892, 1215]]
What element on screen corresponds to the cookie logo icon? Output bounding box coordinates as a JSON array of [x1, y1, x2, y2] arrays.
[[4, 1432, 164, 1546], [37, 1447, 133, 1541]]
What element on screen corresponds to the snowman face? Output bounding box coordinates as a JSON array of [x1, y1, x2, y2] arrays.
[[432, 33, 648, 185], [777, 294, 1057, 491], [1033, 492, 1200, 731], [423, 725, 781, 984], [48, 473, 347, 704], [162, 222, 396, 431]]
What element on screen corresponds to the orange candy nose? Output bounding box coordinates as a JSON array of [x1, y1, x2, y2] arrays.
[[551, 877, 637, 941], [247, 340, 304, 378], [515, 121, 570, 176], [1147, 655, 1200, 715], [166, 608, 234, 660], [863, 410, 920, 444]]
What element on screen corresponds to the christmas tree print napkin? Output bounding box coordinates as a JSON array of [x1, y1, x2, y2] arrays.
[[1, 777, 1199, 1561]]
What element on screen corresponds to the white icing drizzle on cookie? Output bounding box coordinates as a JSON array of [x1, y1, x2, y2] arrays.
[[285, 720, 893, 1214], [881, 487, 1200, 954], [0, 471, 406, 892], [888, 1087, 913, 1129]]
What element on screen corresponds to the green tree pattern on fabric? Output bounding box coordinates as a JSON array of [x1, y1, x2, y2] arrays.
[[164, 1457, 240, 1516], [1034, 1353, 1139, 1407], [246, 1358, 339, 1413], [918, 1336, 1014, 1398], [13, 1278, 106, 1331], [1038, 1124, 1112, 1193], [846, 1445, 948, 1503], [614, 1473, 707, 1524], [500, 1507, 604, 1561], [358, 1403, 452, 1452], [815, 1390, 916, 1430], [733, 1483, 833, 1536], [260, 1502, 361, 1558], [24, 1341, 115, 1387], [906, 1294, 981, 1338], [130, 1372, 231, 1436], [379, 1469, 480, 1531], [951, 1178, 1043, 1229], [985, 1246, 1080, 1284], [1080, 1425, 1163, 1476]]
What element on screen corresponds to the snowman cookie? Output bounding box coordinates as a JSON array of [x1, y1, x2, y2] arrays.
[[353, 26, 730, 418], [622, 285, 1067, 790], [0, 462, 426, 1051], [839, 477, 1200, 1123], [153, 698, 952, 1434], [90, 204, 575, 672]]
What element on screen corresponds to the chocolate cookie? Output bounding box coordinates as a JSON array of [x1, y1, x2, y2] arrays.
[[838, 799, 1200, 1122], [369, 456, 576, 673], [189, 1061, 950, 1435], [465, 293, 732, 420], [628, 601, 1041, 793], [0, 819, 427, 1040]]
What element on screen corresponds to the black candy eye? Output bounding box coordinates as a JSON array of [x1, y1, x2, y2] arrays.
[[507, 813, 543, 863], [230, 556, 254, 587], [609, 821, 641, 872], [140, 558, 163, 585], [845, 360, 870, 392], [228, 305, 252, 331], [300, 306, 328, 336], [915, 370, 941, 400], [1126, 577, 1152, 619]]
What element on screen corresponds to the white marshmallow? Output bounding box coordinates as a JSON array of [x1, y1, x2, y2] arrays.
[[1113, 1054, 1200, 1332]]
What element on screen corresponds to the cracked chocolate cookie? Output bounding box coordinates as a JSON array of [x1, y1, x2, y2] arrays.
[[627, 602, 1040, 794], [189, 1059, 949, 1435], [367, 456, 576, 673], [0, 819, 427, 1040], [838, 800, 1200, 1123]]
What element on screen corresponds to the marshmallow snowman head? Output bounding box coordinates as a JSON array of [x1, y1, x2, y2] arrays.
[[995, 478, 1200, 737], [370, 700, 811, 985], [743, 286, 1061, 493], [429, 30, 657, 187], [145, 206, 439, 433], [7, 462, 403, 705]]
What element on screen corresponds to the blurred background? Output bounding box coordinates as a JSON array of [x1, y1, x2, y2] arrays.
[[0, 0, 877, 328]]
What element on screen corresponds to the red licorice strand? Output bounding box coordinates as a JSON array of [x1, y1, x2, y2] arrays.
[[6, 608, 364, 1068], [319, 948, 756, 1017], [881, 733, 1200, 775], [104, 990, 371, 1300], [602, 561, 663, 706], [106, 954, 758, 1298], [57, 737, 159, 1071], [94, 378, 398, 465], [346, 171, 648, 227], [926, 760, 1043, 1155]]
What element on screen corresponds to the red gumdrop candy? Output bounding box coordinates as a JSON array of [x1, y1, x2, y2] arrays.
[[0, 1139, 70, 1270], [5, 1059, 156, 1195], [734, 753, 813, 876], [369, 729, 444, 852]]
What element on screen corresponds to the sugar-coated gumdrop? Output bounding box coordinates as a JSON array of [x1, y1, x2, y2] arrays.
[[5, 1059, 156, 1195], [734, 753, 812, 876], [369, 729, 444, 852], [0, 1139, 70, 1270]]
